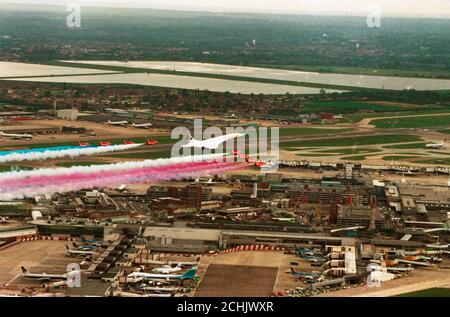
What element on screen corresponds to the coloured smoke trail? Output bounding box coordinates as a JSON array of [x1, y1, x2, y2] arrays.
[[0, 143, 143, 163], [0, 154, 245, 200]]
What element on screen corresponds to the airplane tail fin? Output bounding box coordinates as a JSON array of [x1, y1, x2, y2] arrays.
[[21, 266, 29, 274], [181, 267, 197, 279]]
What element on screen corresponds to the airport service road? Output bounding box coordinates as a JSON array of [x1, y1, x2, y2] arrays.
[[358, 113, 450, 129], [315, 265, 450, 297]]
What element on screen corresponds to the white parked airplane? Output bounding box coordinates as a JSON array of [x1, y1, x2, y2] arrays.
[[128, 267, 197, 280], [65, 245, 97, 256], [106, 120, 128, 126], [0, 217, 8, 224], [0, 131, 33, 139], [181, 133, 245, 150], [151, 264, 182, 274], [132, 123, 153, 128], [425, 140, 446, 149], [21, 267, 67, 281]]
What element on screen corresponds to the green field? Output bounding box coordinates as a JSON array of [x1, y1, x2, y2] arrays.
[[56, 162, 106, 167], [417, 158, 450, 165], [438, 129, 450, 134], [0, 136, 174, 150], [279, 127, 351, 137], [347, 109, 450, 123], [0, 165, 33, 172], [300, 101, 425, 114], [395, 288, 450, 297], [281, 134, 421, 148], [383, 155, 419, 161], [315, 148, 380, 155], [340, 155, 368, 161], [106, 151, 172, 160], [372, 115, 450, 129], [383, 143, 428, 149]]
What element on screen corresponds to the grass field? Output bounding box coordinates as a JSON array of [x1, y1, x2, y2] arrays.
[[56, 162, 106, 167], [315, 148, 380, 155], [346, 109, 450, 123], [383, 143, 428, 149], [105, 151, 172, 160], [300, 100, 425, 114], [281, 134, 421, 148], [340, 155, 368, 161], [382, 155, 420, 161], [372, 115, 450, 129], [0, 136, 175, 150], [279, 127, 351, 137], [417, 158, 450, 165], [395, 288, 450, 297], [0, 164, 33, 172], [438, 129, 450, 134]]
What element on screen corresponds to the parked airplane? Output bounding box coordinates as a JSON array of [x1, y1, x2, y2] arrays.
[[290, 267, 321, 280], [81, 236, 102, 245], [132, 123, 153, 128], [295, 246, 316, 257], [0, 217, 8, 224], [99, 141, 112, 146], [0, 131, 33, 139], [21, 267, 67, 281], [127, 267, 197, 280], [106, 120, 128, 126], [151, 264, 182, 274], [72, 242, 98, 251], [123, 140, 135, 145], [181, 133, 245, 150], [425, 140, 446, 149], [78, 142, 91, 147], [65, 245, 97, 256]]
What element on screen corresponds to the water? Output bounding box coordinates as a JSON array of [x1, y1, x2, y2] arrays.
[[65, 60, 450, 91], [8, 72, 343, 95], [0, 61, 117, 78]]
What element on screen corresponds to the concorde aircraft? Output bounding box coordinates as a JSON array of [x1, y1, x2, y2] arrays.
[[181, 133, 245, 150]]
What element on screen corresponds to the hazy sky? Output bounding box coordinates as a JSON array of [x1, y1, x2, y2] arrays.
[[1, 0, 450, 17]]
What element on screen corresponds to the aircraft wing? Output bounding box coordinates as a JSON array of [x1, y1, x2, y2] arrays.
[[201, 134, 240, 149]]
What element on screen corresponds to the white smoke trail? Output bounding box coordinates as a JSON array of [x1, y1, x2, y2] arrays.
[[0, 161, 240, 200], [0, 153, 225, 182], [0, 143, 144, 163]]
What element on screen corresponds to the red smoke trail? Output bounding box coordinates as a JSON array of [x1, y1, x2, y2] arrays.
[[0, 161, 244, 200]]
